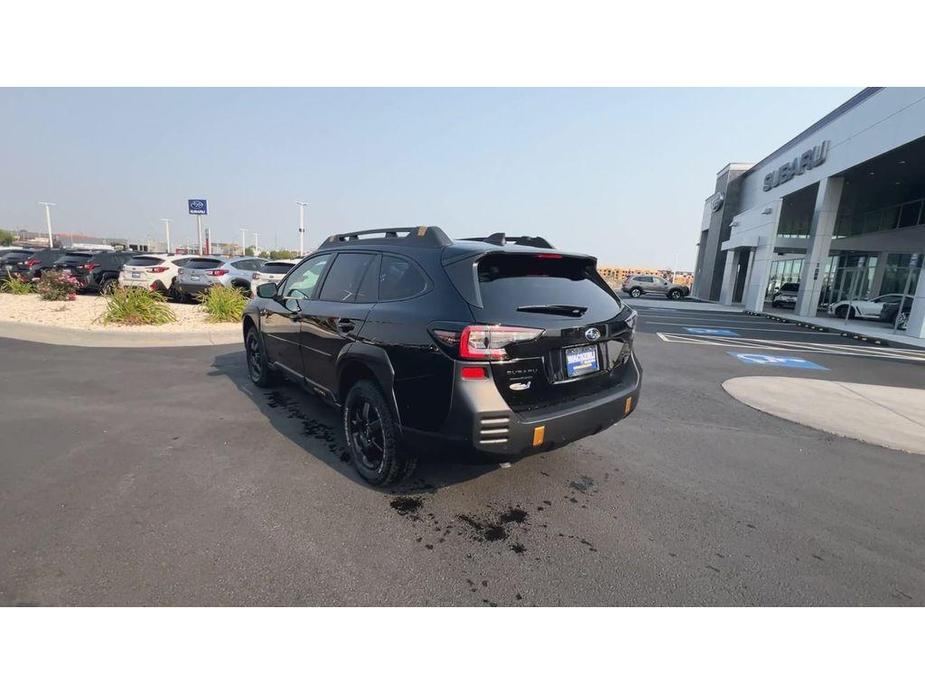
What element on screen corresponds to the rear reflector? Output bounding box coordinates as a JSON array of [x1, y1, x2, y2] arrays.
[[532, 426, 545, 446], [460, 366, 488, 380], [624, 396, 633, 415]]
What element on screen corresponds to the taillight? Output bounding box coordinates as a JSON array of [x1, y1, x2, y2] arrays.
[[459, 325, 543, 361], [207, 268, 229, 276], [149, 266, 169, 273], [25, 258, 41, 267], [84, 262, 100, 271]]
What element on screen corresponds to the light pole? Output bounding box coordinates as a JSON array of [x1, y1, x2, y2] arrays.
[[38, 201, 56, 248], [240, 228, 248, 255], [161, 218, 172, 254], [253, 231, 259, 257], [296, 201, 308, 256]]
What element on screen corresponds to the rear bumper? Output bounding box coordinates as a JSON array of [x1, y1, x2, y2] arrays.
[[402, 353, 642, 460], [176, 280, 219, 295]]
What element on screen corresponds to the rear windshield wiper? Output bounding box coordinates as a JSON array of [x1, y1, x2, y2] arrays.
[[517, 304, 588, 317]]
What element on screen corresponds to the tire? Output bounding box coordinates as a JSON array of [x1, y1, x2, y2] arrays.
[[668, 289, 682, 300], [343, 379, 416, 486], [771, 301, 781, 308], [629, 287, 642, 298], [99, 278, 117, 295], [245, 326, 276, 387], [834, 305, 853, 319]]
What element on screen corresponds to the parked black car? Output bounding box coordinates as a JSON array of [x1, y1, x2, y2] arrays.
[[0, 248, 64, 282], [242, 227, 641, 485], [51, 250, 139, 293]]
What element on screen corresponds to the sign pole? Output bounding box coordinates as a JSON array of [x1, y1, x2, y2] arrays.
[[196, 216, 203, 255]]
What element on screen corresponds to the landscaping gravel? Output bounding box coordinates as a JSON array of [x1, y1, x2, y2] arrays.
[[0, 294, 238, 333]]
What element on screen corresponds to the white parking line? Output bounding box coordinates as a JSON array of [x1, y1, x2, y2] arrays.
[[655, 332, 925, 362]]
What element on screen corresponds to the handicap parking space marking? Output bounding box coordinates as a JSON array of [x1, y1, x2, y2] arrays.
[[683, 327, 740, 336], [655, 332, 925, 363], [727, 352, 829, 370]]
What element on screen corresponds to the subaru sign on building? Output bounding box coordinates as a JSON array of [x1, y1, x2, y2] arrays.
[[692, 87, 925, 339], [188, 199, 208, 215]]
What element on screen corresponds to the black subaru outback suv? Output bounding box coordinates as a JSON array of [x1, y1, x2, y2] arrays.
[[243, 227, 641, 485]]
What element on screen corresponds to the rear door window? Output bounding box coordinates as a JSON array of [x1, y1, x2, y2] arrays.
[[379, 255, 428, 301], [476, 253, 620, 323], [318, 253, 377, 302]]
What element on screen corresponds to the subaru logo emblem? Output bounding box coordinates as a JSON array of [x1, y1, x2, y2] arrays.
[[584, 327, 601, 341]]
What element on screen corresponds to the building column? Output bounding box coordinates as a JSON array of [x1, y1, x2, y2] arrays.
[[742, 236, 776, 311], [718, 250, 739, 305], [869, 251, 889, 297], [796, 176, 844, 316], [904, 255, 925, 339]]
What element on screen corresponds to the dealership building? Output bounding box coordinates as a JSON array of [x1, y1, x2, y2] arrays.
[[692, 87, 925, 338]]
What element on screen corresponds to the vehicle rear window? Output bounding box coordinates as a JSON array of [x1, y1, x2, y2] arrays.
[[57, 252, 94, 263], [319, 253, 377, 302], [477, 253, 619, 318], [1, 251, 32, 261], [125, 256, 163, 267], [780, 283, 799, 292], [262, 262, 294, 274], [184, 258, 224, 270]]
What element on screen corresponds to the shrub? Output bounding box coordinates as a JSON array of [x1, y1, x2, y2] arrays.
[[1, 271, 34, 295], [36, 271, 80, 301], [103, 286, 177, 325], [198, 285, 248, 322]]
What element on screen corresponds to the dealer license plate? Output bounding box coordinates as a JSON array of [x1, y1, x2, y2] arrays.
[[132, 272, 140, 278], [565, 345, 599, 378]]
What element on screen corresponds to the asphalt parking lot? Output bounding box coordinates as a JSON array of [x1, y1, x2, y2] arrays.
[[1, 305, 924, 606]]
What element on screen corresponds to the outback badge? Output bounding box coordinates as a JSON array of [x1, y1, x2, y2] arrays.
[[509, 381, 531, 391]]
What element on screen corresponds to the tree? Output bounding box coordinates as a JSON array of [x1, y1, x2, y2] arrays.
[[0, 229, 14, 246], [244, 246, 257, 257]]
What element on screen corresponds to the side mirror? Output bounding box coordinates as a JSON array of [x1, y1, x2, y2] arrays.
[[256, 282, 277, 299]]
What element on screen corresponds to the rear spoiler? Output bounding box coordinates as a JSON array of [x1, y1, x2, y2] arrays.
[[460, 233, 554, 249]]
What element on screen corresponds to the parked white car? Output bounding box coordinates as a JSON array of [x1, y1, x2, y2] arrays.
[[826, 293, 914, 321], [118, 254, 195, 296], [250, 259, 297, 296]]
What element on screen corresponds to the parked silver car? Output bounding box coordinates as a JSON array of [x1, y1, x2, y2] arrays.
[[621, 274, 690, 300], [174, 256, 266, 300]]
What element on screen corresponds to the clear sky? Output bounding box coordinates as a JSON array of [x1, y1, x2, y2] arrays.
[[0, 88, 858, 269]]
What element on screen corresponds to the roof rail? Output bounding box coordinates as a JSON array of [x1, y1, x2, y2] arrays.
[[319, 226, 452, 250], [460, 233, 554, 249]]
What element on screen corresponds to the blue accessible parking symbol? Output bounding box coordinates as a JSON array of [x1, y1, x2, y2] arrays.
[[728, 353, 829, 370], [684, 327, 740, 336]]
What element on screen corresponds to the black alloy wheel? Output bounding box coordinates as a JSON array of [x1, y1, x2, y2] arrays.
[[245, 327, 274, 386], [629, 287, 642, 298], [343, 380, 415, 486]]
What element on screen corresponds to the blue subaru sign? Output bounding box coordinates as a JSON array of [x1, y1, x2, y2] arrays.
[[728, 352, 828, 370], [684, 327, 739, 336], [188, 199, 208, 215]]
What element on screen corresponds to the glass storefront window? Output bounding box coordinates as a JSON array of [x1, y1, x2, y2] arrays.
[[881, 254, 922, 296]]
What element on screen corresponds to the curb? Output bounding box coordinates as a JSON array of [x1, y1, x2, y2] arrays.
[[742, 310, 894, 347], [0, 319, 241, 349]]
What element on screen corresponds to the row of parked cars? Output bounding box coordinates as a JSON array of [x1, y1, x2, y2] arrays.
[[770, 281, 914, 327], [0, 247, 297, 300]]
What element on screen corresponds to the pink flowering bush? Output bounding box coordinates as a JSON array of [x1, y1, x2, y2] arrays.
[[36, 271, 80, 301]]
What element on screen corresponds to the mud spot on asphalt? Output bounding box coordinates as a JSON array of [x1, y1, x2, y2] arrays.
[[511, 542, 526, 554], [390, 496, 424, 519], [499, 507, 528, 524], [266, 391, 348, 461], [569, 475, 597, 494], [457, 513, 508, 542]]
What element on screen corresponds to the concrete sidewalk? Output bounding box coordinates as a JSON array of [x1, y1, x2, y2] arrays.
[[723, 376, 925, 456], [0, 320, 240, 348]]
